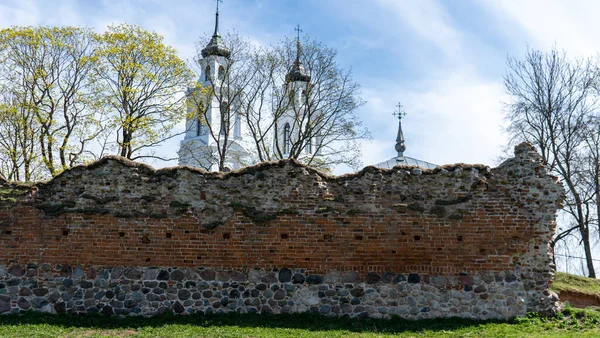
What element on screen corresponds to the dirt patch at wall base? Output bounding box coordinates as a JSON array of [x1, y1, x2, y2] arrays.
[[559, 290, 600, 308]]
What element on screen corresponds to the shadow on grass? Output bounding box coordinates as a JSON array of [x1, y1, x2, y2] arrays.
[[0, 311, 522, 334]]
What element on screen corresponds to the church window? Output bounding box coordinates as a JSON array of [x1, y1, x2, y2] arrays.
[[218, 65, 225, 80], [306, 138, 312, 154], [283, 123, 291, 154], [205, 65, 211, 81], [234, 112, 241, 138]]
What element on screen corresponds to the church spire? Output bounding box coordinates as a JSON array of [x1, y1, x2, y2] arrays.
[[393, 102, 406, 158], [286, 24, 311, 83], [213, 0, 221, 36], [201, 0, 231, 59]]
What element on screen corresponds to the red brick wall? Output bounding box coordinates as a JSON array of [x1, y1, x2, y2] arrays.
[[0, 143, 561, 278]]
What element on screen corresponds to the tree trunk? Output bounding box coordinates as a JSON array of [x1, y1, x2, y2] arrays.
[[580, 222, 596, 278]]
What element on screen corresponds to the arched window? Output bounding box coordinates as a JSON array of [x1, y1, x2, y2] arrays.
[[218, 65, 225, 80], [306, 138, 312, 154], [205, 65, 211, 81], [234, 112, 241, 138], [283, 123, 291, 154]]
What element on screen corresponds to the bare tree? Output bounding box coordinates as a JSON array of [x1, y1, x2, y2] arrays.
[[189, 32, 369, 172], [504, 47, 599, 277], [258, 36, 368, 171]]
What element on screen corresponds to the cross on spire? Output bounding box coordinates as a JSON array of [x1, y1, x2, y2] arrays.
[[294, 24, 302, 42], [393, 102, 406, 121]]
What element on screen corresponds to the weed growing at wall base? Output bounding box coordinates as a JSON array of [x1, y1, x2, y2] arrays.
[[0, 308, 599, 337]]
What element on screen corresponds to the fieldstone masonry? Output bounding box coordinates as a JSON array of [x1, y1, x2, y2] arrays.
[[0, 143, 564, 319]]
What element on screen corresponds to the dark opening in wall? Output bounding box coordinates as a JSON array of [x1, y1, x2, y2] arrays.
[[196, 255, 202, 260], [480, 248, 486, 254], [414, 235, 421, 241], [280, 234, 288, 239], [166, 233, 172, 239], [119, 232, 125, 237], [146, 258, 150, 262], [391, 250, 396, 254], [185, 230, 190, 234], [2, 230, 12, 235], [223, 233, 231, 239], [354, 235, 363, 240], [457, 235, 463, 242], [269, 249, 276, 253], [62, 229, 69, 236]]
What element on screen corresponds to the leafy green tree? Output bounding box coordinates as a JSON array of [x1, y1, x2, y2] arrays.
[[94, 24, 194, 160], [0, 26, 102, 178]]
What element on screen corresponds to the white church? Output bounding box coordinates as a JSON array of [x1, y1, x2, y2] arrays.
[[178, 6, 435, 172], [178, 7, 319, 171]]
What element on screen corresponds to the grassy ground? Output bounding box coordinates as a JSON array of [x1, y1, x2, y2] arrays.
[[1, 307, 600, 338], [551, 272, 600, 297]]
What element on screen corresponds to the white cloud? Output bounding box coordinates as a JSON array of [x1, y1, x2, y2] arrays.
[[483, 0, 600, 56], [377, 0, 465, 62], [0, 0, 41, 26]]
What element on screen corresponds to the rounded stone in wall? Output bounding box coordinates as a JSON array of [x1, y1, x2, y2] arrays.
[[0, 295, 11, 313], [17, 297, 30, 310], [278, 268, 292, 283], [178, 289, 191, 300]]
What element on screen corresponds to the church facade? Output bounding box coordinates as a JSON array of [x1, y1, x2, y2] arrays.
[[178, 8, 319, 171]]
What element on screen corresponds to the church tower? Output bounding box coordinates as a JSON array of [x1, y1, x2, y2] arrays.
[[275, 26, 321, 159], [178, 2, 248, 171]]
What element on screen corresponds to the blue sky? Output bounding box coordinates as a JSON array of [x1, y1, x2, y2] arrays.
[[0, 0, 596, 173]]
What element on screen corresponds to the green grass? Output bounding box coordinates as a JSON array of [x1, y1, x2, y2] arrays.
[[1, 307, 600, 338], [551, 272, 600, 297]]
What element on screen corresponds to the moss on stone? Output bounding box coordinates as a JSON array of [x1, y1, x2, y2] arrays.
[[407, 203, 425, 212], [169, 201, 191, 209], [230, 202, 277, 225]]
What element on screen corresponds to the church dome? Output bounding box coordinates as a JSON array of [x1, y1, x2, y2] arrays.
[[286, 59, 311, 83], [201, 34, 231, 58], [286, 40, 310, 83], [201, 10, 231, 59]]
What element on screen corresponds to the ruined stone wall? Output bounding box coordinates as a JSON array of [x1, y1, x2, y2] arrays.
[[0, 143, 563, 319]]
